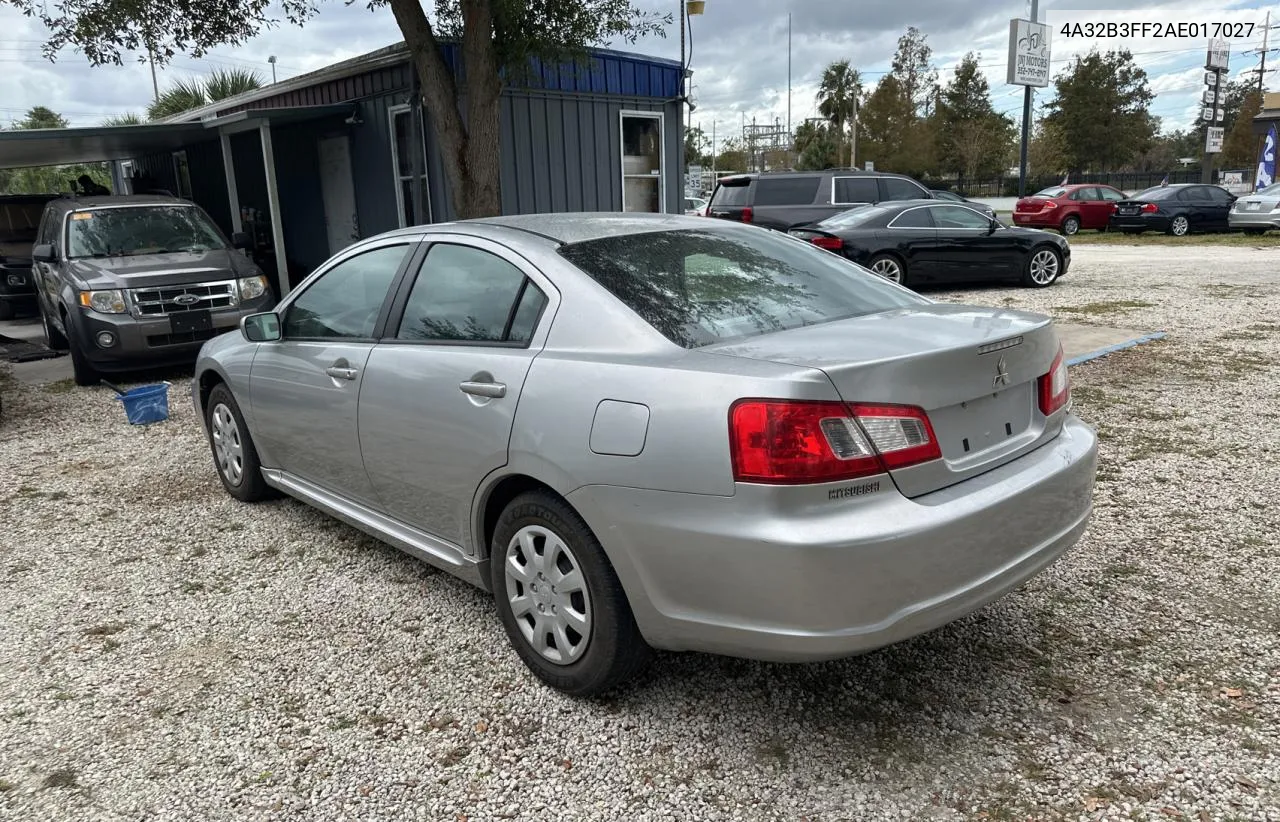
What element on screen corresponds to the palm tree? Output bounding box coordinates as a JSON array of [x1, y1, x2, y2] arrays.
[[146, 69, 263, 121], [816, 60, 862, 168], [102, 113, 144, 126]]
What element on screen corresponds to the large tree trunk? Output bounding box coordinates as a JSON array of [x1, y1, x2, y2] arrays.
[[387, 0, 504, 220]]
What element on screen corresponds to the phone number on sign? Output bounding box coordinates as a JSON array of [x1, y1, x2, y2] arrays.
[[1058, 22, 1254, 39]]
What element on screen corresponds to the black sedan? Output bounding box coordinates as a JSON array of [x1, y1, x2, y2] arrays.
[[788, 200, 1070, 288], [1108, 183, 1235, 236]]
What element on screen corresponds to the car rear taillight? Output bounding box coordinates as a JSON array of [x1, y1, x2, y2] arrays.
[[1110, 204, 1118, 213], [810, 236, 843, 251], [728, 399, 941, 484], [1041, 201, 1058, 211], [741, 206, 753, 223], [1037, 344, 1070, 416], [1141, 203, 1158, 213]]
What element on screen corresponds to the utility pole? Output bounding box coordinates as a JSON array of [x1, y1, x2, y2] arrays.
[[1260, 11, 1270, 95], [149, 52, 159, 102], [1017, 0, 1038, 197], [268, 55, 278, 84], [786, 12, 792, 140], [711, 120, 717, 183]]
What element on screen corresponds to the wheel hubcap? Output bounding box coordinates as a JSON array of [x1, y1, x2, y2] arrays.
[[1064, 219, 1078, 235], [1030, 250, 1059, 285], [503, 525, 592, 665], [1173, 217, 1188, 235], [870, 258, 902, 283], [210, 403, 245, 486]]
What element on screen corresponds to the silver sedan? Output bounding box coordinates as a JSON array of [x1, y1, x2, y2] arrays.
[[192, 214, 1098, 696], [1228, 182, 1280, 234]]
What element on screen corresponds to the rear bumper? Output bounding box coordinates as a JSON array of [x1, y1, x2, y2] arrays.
[[569, 414, 1098, 662], [1012, 212, 1060, 229], [1228, 213, 1280, 229], [1109, 214, 1168, 231]]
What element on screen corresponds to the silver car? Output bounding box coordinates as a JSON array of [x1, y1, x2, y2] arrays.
[[192, 214, 1098, 696], [1228, 182, 1280, 234]]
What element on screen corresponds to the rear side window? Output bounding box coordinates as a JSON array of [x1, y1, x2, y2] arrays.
[[833, 177, 879, 204], [890, 207, 934, 228], [558, 227, 925, 349], [753, 176, 820, 206], [1202, 186, 1233, 203], [709, 180, 751, 207], [396, 244, 546, 344], [882, 177, 928, 201]]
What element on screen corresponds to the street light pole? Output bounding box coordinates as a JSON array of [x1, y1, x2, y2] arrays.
[[1017, 0, 1038, 197]]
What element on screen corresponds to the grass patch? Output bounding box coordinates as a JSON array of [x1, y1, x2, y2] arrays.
[[1056, 299, 1154, 317], [0, 778, 15, 792], [42, 379, 76, 394], [1068, 231, 1280, 247]]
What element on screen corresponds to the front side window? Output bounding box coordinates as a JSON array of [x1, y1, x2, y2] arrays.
[[397, 244, 547, 344], [932, 205, 991, 229], [284, 244, 410, 339], [65, 206, 226, 258], [558, 227, 925, 349], [832, 177, 879, 204], [883, 177, 928, 201]]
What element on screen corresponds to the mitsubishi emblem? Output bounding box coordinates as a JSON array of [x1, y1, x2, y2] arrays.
[[993, 355, 1010, 388]]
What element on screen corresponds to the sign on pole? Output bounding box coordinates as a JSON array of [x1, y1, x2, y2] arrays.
[[1206, 38, 1230, 70], [1007, 18, 1051, 87], [1205, 127, 1225, 154]]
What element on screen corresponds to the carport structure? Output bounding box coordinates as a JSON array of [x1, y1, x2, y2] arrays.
[[0, 106, 352, 298]]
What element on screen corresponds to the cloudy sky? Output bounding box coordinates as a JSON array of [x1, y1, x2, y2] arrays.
[[1, 0, 1277, 141]]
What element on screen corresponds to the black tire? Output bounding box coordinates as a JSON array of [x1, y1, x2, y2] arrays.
[[866, 253, 908, 286], [490, 490, 651, 697], [205, 383, 275, 502], [1022, 245, 1063, 288], [1060, 215, 1080, 236], [64, 321, 100, 387], [42, 307, 68, 351]]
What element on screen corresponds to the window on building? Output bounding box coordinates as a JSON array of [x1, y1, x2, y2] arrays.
[[390, 105, 431, 227], [621, 112, 664, 213]]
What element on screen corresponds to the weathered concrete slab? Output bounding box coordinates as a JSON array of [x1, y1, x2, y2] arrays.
[[1054, 321, 1166, 366], [0, 317, 71, 385]]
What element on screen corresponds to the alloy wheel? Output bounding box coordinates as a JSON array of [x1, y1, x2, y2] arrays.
[[503, 524, 592, 665], [1062, 216, 1079, 235], [1171, 216, 1189, 236], [210, 403, 245, 486], [1029, 249, 1060, 286], [870, 257, 903, 283]]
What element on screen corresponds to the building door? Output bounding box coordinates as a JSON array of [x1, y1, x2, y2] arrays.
[[620, 111, 665, 213], [318, 135, 359, 256]]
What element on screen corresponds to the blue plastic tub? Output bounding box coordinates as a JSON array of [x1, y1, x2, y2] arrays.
[[116, 383, 171, 425]]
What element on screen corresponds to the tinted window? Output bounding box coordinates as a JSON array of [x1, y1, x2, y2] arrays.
[[932, 205, 991, 229], [66, 205, 226, 258], [753, 177, 820, 206], [833, 177, 879, 204], [284, 244, 409, 339], [557, 228, 925, 349], [932, 190, 964, 202], [1098, 187, 1126, 201], [397, 244, 545, 344], [890, 207, 934, 228], [1203, 186, 1233, 202], [883, 177, 928, 201], [818, 206, 890, 229], [1176, 188, 1195, 201], [710, 181, 751, 207]]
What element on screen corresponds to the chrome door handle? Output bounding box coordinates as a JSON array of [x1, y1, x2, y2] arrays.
[[459, 380, 506, 398], [325, 366, 358, 381]]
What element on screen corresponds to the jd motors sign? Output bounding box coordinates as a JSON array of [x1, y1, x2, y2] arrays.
[[1007, 18, 1051, 87]]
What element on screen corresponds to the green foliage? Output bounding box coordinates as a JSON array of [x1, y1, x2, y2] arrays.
[[855, 27, 940, 177], [714, 138, 747, 173], [793, 120, 837, 171], [890, 26, 937, 116], [1221, 90, 1263, 169], [0, 106, 111, 195], [205, 68, 264, 101], [684, 125, 710, 167], [147, 78, 209, 120], [936, 53, 1015, 181], [102, 112, 144, 125], [816, 60, 860, 166], [1043, 49, 1156, 173]]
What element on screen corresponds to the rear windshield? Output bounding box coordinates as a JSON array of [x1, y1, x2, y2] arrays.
[[1033, 188, 1067, 198], [66, 205, 226, 258], [557, 227, 925, 349], [709, 180, 751, 207], [1134, 187, 1177, 200], [818, 205, 889, 229]]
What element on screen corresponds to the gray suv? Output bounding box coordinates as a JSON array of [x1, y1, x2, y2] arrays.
[[707, 169, 938, 231], [30, 195, 275, 386]]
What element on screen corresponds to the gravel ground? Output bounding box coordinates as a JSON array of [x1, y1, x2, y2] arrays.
[[1, 244, 1278, 822]]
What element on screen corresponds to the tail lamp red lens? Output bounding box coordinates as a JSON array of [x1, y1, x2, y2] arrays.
[[728, 400, 941, 484], [809, 236, 844, 250], [1141, 203, 1158, 213], [740, 206, 754, 223], [1037, 344, 1070, 416]]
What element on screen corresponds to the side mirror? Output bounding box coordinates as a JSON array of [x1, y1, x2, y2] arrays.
[[32, 243, 55, 263], [231, 232, 252, 250], [241, 312, 281, 343]]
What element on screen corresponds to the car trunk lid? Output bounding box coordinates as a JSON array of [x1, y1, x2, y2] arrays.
[[706, 304, 1065, 498]]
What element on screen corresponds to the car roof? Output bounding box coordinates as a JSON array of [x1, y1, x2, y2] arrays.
[[379, 212, 718, 246], [47, 195, 192, 213]]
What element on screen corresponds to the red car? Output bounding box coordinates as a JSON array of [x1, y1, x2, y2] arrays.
[[1013, 184, 1128, 236]]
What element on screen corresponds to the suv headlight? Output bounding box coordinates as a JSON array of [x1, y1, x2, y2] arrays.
[[238, 275, 269, 301], [78, 290, 127, 314]]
